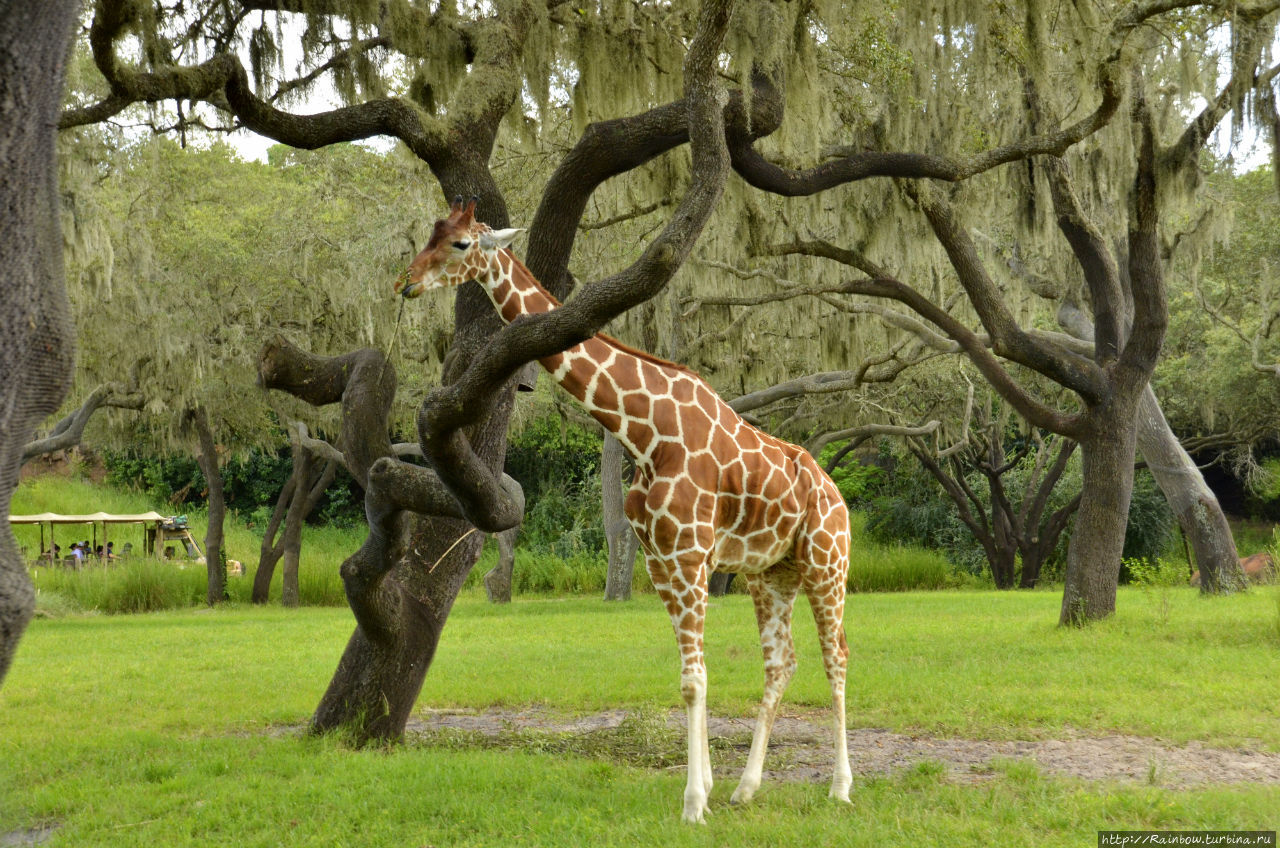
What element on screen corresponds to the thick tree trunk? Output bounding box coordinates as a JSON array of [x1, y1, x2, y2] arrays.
[[602, 433, 639, 601], [1060, 416, 1138, 625], [1019, 552, 1045, 588], [483, 526, 518, 603], [0, 0, 79, 687], [260, 322, 520, 742], [1134, 387, 1246, 594], [192, 407, 228, 605], [1059, 307, 1244, 594]]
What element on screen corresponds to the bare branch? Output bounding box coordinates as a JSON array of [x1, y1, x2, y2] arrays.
[[807, 420, 940, 456], [21, 383, 143, 463], [769, 238, 1086, 436]]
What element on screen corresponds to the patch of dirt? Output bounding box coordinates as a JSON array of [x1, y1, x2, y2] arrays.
[[410, 707, 1280, 787], [0, 825, 59, 847]]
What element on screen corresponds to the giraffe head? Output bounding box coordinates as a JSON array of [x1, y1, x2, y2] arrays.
[[396, 196, 522, 298]]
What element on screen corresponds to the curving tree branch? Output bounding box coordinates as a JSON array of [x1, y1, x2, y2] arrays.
[[20, 382, 144, 463]]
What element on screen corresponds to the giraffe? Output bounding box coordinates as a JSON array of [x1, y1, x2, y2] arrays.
[[399, 199, 853, 822]]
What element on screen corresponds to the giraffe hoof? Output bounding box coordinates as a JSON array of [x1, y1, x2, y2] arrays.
[[729, 788, 754, 806], [828, 785, 852, 804], [682, 794, 710, 823]]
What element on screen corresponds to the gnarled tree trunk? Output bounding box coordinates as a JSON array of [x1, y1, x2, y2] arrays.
[[1057, 307, 1245, 594], [259, 331, 521, 741], [252, 437, 337, 604], [1060, 413, 1141, 623], [0, 0, 79, 687]]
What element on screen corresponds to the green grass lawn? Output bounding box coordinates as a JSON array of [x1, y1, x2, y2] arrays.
[[2, 588, 1278, 846]]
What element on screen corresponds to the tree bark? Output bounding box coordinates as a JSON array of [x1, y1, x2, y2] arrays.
[[482, 526, 518, 604], [259, 335, 521, 741], [0, 0, 80, 687], [192, 406, 228, 605], [1056, 305, 1246, 594], [1060, 418, 1139, 624], [1134, 387, 1246, 593], [252, 475, 294, 603], [280, 435, 310, 608], [602, 433, 640, 601]]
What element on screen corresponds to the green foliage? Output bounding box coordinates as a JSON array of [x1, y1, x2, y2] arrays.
[[506, 413, 606, 558], [102, 445, 365, 526], [817, 444, 885, 505], [862, 446, 1173, 584], [1124, 557, 1186, 628], [1124, 557, 1186, 589], [101, 448, 204, 506], [862, 453, 993, 575], [1157, 166, 1280, 494], [57, 135, 451, 457], [1120, 471, 1176, 570]]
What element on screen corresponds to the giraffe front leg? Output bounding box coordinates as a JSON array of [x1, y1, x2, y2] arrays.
[[681, 667, 711, 823], [647, 555, 713, 823]]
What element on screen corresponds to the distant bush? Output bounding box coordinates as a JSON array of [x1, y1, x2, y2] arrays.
[[505, 415, 607, 559]]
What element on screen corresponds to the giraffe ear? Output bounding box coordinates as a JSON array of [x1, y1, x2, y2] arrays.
[[480, 228, 523, 251]]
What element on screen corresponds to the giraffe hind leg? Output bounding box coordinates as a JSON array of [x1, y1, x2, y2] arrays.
[[803, 558, 852, 802], [730, 564, 801, 806]]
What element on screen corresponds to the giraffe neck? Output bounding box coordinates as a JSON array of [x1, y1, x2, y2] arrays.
[[481, 252, 662, 460]]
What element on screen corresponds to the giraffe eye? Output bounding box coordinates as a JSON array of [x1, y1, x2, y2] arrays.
[[452, 240, 470, 251]]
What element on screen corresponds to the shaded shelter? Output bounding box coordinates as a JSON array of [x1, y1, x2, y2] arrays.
[[6, 512, 201, 561]]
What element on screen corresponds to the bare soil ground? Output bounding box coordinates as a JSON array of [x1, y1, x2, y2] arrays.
[[412, 707, 1280, 787]]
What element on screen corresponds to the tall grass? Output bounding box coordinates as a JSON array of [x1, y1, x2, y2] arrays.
[[30, 560, 208, 614], [846, 512, 961, 592]]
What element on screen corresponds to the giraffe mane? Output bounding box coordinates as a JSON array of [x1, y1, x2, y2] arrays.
[[503, 251, 695, 375]]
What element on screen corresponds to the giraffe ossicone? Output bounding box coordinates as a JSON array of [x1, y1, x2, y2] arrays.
[[402, 198, 853, 822]]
